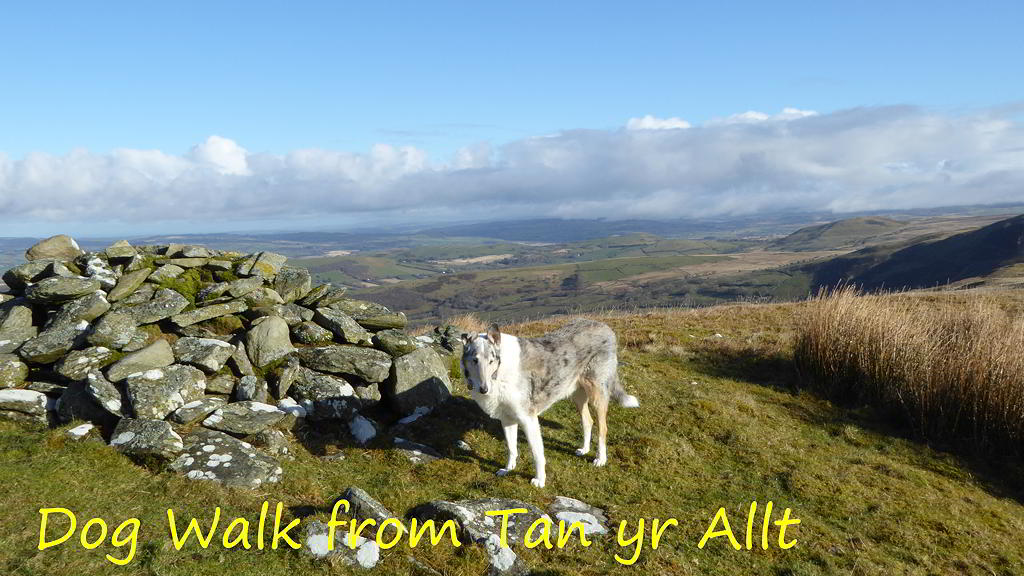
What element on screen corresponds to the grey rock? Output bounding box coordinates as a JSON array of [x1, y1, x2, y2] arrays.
[[245, 316, 294, 367], [25, 276, 101, 304], [1, 300, 35, 332], [0, 408, 49, 425], [338, 486, 394, 523], [328, 299, 407, 330], [3, 259, 72, 290], [274, 266, 312, 302], [181, 245, 212, 258], [0, 354, 29, 389], [23, 381, 66, 397], [205, 373, 237, 395], [168, 397, 227, 425], [169, 427, 283, 487], [170, 299, 248, 328], [25, 234, 83, 261], [548, 496, 609, 536], [196, 282, 229, 303], [316, 286, 350, 307], [303, 520, 380, 568], [18, 321, 90, 364], [235, 375, 268, 402], [372, 329, 421, 357], [226, 276, 264, 298], [124, 364, 206, 419], [297, 283, 333, 307], [147, 264, 185, 282], [250, 428, 292, 459], [87, 312, 140, 349], [0, 326, 37, 354], [348, 414, 379, 444], [119, 283, 156, 305], [123, 288, 189, 324], [229, 340, 256, 376], [243, 287, 285, 308], [106, 339, 175, 382], [314, 308, 372, 345], [268, 356, 300, 399], [107, 268, 152, 302], [237, 251, 287, 277], [173, 337, 236, 372], [49, 291, 110, 328], [0, 388, 49, 415], [353, 382, 381, 406], [104, 240, 138, 261], [291, 321, 334, 345], [383, 347, 452, 416], [55, 346, 116, 381], [79, 253, 117, 289], [206, 259, 232, 271], [296, 345, 392, 383], [202, 401, 285, 435], [407, 498, 547, 546], [65, 422, 98, 441], [110, 418, 184, 464], [84, 370, 125, 416], [289, 367, 358, 419]]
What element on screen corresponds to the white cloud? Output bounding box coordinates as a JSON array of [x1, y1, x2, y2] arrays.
[[0, 105, 1022, 234], [626, 115, 691, 130]]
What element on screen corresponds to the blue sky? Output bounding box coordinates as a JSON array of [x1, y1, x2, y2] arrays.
[[0, 1, 1022, 236]]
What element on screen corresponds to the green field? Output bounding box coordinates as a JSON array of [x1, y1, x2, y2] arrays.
[[2, 302, 1022, 575]]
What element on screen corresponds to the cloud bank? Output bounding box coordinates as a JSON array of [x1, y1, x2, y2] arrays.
[[1, 106, 1022, 233]]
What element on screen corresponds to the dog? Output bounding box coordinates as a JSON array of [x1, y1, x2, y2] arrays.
[[460, 319, 639, 488]]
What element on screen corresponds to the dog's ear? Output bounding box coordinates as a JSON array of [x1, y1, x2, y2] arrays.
[[487, 323, 501, 346]]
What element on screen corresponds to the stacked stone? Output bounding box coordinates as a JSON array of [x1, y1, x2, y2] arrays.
[[0, 234, 454, 487]]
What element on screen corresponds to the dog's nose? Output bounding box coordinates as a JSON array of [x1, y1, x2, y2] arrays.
[[479, 382, 489, 394]]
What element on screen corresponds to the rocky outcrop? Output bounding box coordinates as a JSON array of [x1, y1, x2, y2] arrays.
[[0, 235, 460, 488]]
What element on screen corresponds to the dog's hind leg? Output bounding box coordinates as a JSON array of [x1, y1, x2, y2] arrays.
[[573, 387, 593, 456], [523, 415, 546, 488], [497, 421, 518, 476], [592, 391, 609, 467]]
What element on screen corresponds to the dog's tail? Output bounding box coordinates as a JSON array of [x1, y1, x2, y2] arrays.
[[611, 377, 639, 408]]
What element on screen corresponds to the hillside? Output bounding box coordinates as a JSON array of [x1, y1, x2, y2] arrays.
[[803, 213, 1024, 290], [769, 217, 906, 251], [2, 299, 1023, 575]]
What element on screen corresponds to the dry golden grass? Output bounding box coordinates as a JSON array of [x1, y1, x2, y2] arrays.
[[795, 287, 1024, 454]]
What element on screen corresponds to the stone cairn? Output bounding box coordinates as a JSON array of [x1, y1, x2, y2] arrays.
[[0, 234, 459, 488]]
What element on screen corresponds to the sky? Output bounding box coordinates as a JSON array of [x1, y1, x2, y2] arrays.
[[0, 0, 1022, 237]]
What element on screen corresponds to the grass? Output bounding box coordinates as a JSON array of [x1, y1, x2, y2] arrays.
[[795, 287, 1024, 456], [2, 298, 1023, 575]]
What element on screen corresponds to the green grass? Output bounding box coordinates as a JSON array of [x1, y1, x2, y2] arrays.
[[2, 303, 1023, 575]]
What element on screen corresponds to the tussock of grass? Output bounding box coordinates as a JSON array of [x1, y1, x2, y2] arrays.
[[795, 287, 1024, 455]]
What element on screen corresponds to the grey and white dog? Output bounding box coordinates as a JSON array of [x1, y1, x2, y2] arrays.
[[461, 319, 639, 488]]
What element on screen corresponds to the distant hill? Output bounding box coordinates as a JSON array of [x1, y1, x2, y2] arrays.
[[803, 213, 1024, 290], [770, 216, 907, 251]]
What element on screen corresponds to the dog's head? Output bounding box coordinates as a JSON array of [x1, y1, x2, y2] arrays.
[[460, 324, 502, 395]]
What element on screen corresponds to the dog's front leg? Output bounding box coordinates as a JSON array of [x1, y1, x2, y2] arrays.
[[496, 421, 518, 476], [523, 416, 546, 488]]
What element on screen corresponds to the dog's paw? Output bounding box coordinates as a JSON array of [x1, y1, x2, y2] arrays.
[[592, 456, 607, 467], [496, 468, 512, 477], [530, 477, 546, 488], [575, 447, 590, 456]]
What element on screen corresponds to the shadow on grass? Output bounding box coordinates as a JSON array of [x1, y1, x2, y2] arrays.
[[688, 339, 1024, 504]]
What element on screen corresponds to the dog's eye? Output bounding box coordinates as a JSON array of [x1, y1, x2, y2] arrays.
[[471, 358, 478, 364]]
